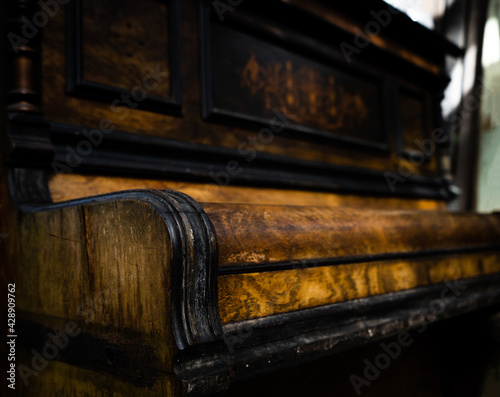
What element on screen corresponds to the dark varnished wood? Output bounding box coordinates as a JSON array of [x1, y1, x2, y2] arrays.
[[5, 180, 500, 395], [66, 0, 182, 115], [46, 119, 450, 199], [203, 203, 500, 269], [3, 0, 42, 113], [34, 0, 447, 186], [201, 2, 390, 151], [2, 0, 497, 395], [7, 187, 227, 395], [48, 173, 448, 210]]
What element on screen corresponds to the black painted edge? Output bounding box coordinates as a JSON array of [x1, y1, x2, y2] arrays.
[[146, 190, 229, 395], [47, 120, 451, 200], [218, 244, 500, 275], [222, 273, 500, 383], [8, 167, 52, 204], [199, 1, 213, 121], [199, 1, 391, 153], [66, 0, 182, 116]]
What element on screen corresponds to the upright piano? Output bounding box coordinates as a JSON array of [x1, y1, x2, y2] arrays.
[[1, 0, 499, 396]]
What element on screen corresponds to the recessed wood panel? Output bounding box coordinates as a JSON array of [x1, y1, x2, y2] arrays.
[[202, 8, 389, 150], [395, 87, 431, 158], [67, 0, 181, 114], [82, 0, 171, 98], [34, 0, 444, 196]]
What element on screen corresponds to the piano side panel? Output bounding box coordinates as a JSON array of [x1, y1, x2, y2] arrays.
[[11, 197, 181, 396]]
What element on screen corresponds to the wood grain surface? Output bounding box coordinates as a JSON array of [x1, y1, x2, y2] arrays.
[[218, 252, 500, 323], [81, 0, 171, 98], [48, 173, 446, 210], [202, 203, 500, 267], [0, 0, 492, 395], [201, 202, 500, 323], [10, 196, 181, 396], [39, 0, 440, 177]]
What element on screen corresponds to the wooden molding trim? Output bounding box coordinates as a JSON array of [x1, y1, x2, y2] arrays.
[[222, 273, 500, 383], [11, 187, 227, 395], [47, 173, 447, 210], [65, 0, 183, 115], [48, 120, 452, 200], [203, 203, 500, 271], [3, 0, 43, 113]]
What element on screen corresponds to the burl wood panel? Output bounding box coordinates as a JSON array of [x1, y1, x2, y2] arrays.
[[202, 203, 500, 323], [218, 252, 500, 323], [11, 198, 181, 396], [81, 0, 171, 98], [40, 1, 439, 177], [48, 173, 446, 210]]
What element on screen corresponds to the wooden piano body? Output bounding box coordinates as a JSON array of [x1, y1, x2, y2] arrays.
[[1, 0, 499, 395]]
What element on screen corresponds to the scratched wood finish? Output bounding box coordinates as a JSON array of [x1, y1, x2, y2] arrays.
[[202, 204, 500, 267], [11, 197, 182, 396], [81, 0, 171, 98], [3, 176, 500, 394], [218, 252, 500, 323], [48, 173, 446, 210], [1, 0, 494, 395], [203, 203, 500, 322], [38, 0, 441, 177]]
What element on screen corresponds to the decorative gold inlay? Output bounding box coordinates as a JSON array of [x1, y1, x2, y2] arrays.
[[239, 54, 368, 131]]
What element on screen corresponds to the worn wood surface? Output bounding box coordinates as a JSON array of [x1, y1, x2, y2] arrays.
[[4, 179, 500, 395], [81, 0, 171, 98], [10, 195, 182, 396], [48, 173, 446, 210], [201, 203, 500, 322], [203, 204, 500, 267], [39, 0, 441, 177], [218, 252, 500, 323], [2, 0, 497, 395]]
